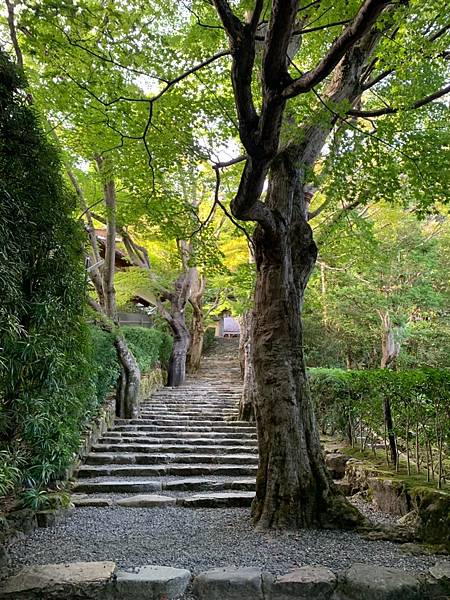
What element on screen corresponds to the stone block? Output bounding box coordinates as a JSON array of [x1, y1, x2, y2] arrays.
[[0, 561, 116, 599], [268, 565, 336, 599], [36, 510, 58, 528], [116, 494, 176, 508], [337, 564, 421, 600], [425, 561, 450, 599], [113, 565, 190, 599], [368, 478, 410, 516], [193, 567, 264, 600], [325, 454, 351, 480], [72, 496, 113, 507]]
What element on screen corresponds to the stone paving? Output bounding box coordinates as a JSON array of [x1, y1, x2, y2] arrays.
[[72, 338, 259, 508]]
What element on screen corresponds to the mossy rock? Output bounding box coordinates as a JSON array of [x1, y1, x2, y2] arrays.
[[411, 489, 450, 550]]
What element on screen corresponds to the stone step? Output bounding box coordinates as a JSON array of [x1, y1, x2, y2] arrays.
[[139, 412, 238, 419], [179, 491, 254, 508], [109, 428, 257, 440], [104, 433, 257, 445], [88, 449, 259, 464], [114, 420, 255, 430], [74, 477, 256, 495], [75, 463, 258, 483], [78, 462, 258, 478], [116, 418, 246, 425], [97, 440, 257, 453]]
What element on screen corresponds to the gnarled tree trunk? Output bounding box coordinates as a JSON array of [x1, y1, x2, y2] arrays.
[[239, 310, 256, 421], [115, 336, 141, 419], [187, 269, 205, 373], [168, 311, 191, 387], [250, 156, 362, 529]]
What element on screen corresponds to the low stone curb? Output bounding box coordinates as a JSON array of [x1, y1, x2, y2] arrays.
[[1, 560, 449, 600], [0, 562, 191, 599], [192, 562, 450, 600]]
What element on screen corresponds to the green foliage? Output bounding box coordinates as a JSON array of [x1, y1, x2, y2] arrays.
[[0, 51, 93, 495], [89, 327, 121, 404], [202, 328, 217, 354], [310, 367, 450, 484], [21, 487, 51, 511], [122, 327, 173, 371]]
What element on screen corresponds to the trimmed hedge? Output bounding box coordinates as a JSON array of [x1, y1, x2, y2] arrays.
[[90, 325, 172, 404]]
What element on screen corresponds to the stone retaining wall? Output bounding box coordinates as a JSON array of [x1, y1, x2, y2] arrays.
[[1, 561, 449, 599], [345, 459, 450, 549]]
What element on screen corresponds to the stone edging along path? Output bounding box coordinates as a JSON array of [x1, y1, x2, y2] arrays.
[[1, 560, 449, 600]]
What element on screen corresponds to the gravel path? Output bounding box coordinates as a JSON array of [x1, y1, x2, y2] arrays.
[[9, 505, 435, 577]]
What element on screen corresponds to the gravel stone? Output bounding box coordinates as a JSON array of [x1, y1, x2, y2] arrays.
[[8, 506, 436, 579]]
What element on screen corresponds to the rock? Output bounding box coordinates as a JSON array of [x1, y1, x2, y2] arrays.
[[422, 561, 450, 599], [116, 495, 176, 508], [6, 508, 37, 534], [334, 479, 352, 496], [0, 561, 116, 599], [193, 567, 264, 600], [72, 496, 113, 508], [361, 523, 416, 544], [0, 544, 9, 578], [413, 490, 450, 550], [338, 563, 421, 600], [268, 565, 336, 599], [399, 543, 428, 556], [36, 510, 58, 528], [325, 453, 351, 480], [397, 510, 419, 527], [113, 565, 191, 599], [369, 477, 410, 516]]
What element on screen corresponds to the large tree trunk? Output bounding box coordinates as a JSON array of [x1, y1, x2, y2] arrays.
[[168, 314, 191, 387], [239, 310, 256, 421], [115, 335, 141, 419], [251, 156, 362, 529]]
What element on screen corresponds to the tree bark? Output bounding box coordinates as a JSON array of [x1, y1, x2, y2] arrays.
[[250, 155, 362, 529], [164, 263, 195, 387], [239, 310, 256, 421], [380, 310, 399, 467], [168, 314, 191, 386], [115, 335, 141, 419], [187, 269, 205, 373]]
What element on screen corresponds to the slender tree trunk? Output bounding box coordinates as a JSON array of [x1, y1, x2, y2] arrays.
[[250, 157, 361, 529], [380, 310, 399, 467], [239, 310, 256, 421], [103, 178, 118, 319], [92, 156, 140, 417]]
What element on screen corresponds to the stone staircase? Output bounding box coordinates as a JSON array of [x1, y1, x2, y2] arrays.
[[72, 338, 258, 508]]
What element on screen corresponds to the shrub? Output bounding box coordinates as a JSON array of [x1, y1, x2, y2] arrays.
[[90, 327, 121, 404], [202, 328, 216, 354], [0, 51, 94, 492], [122, 327, 172, 372]]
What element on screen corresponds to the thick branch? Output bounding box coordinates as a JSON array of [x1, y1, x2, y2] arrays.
[[212, 0, 244, 40], [283, 0, 390, 98]]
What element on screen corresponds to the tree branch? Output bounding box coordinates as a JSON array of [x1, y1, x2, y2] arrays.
[[212, 0, 243, 40], [283, 0, 390, 98], [348, 83, 450, 117], [5, 0, 23, 69]]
